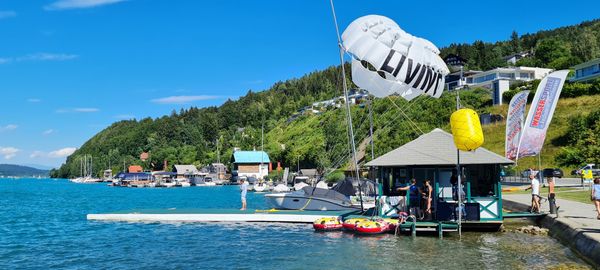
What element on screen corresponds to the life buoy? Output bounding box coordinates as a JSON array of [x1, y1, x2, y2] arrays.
[[354, 220, 392, 235], [313, 217, 343, 231], [342, 218, 368, 231]]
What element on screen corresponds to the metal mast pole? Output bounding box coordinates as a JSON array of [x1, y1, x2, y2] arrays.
[[456, 91, 462, 238], [538, 153, 543, 185], [329, 0, 363, 210], [368, 98, 375, 162]]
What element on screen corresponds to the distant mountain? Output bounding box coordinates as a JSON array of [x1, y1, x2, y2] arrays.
[[22, 164, 56, 171], [0, 164, 49, 177]]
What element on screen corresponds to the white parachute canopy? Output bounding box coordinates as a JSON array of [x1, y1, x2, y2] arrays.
[[342, 15, 450, 100]]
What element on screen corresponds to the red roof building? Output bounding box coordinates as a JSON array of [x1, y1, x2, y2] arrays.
[[128, 165, 143, 173]]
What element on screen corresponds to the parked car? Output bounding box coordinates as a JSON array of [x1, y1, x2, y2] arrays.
[[573, 164, 600, 176], [520, 169, 539, 178], [542, 168, 564, 178]]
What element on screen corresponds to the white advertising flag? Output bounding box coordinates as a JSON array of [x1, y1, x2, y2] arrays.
[[517, 70, 569, 159], [505, 90, 529, 160]]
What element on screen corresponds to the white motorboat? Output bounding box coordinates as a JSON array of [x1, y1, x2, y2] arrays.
[[265, 186, 358, 211], [272, 183, 290, 193], [316, 181, 329, 189], [175, 178, 191, 187], [293, 182, 309, 191], [265, 178, 377, 211], [71, 176, 101, 183], [160, 180, 177, 188], [253, 181, 268, 192]]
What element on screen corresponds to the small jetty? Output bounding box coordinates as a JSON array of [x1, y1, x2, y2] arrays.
[[87, 208, 357, 223]]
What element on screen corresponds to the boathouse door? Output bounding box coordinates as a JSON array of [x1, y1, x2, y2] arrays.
[[438, 169, 453, 199]]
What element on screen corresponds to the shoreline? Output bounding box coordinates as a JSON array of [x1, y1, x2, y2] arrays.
[[503, 195, 600, 268]]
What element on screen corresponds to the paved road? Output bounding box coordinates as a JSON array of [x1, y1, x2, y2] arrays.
[[504, 193, 599, 227]]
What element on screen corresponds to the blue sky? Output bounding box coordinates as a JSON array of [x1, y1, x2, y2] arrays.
[[0, 0, 598, 168]]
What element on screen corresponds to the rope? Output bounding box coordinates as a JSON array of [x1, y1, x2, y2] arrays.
[[386, 96, 424, 134], [299, 197, 313, 211]]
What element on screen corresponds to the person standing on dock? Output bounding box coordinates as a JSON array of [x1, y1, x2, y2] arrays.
[[592, 178, 600, 220], [397, 179, 420, 218], [421, 180, 432, 220], [240, 178, 248, 210], [525, 173, 541, 213], [547, 176, 559, 214]]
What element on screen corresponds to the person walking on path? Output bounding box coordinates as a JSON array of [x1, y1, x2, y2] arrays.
[[240, 178, 248, 211], [525, 173, 541, 213], [592, 178, 600, 219], [547, 176, 559, 214]]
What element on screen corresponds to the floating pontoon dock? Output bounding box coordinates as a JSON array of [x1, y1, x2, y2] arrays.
[[87, 208, 358, 223]]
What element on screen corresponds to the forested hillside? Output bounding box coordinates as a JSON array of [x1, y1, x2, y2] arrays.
[[51, 65, 353, 178], [441, 19, 600, 71], [51, 19, 600, 178]]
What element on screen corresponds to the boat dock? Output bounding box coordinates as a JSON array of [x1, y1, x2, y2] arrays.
[[87, 208, 358, 223], [396, 221, 459, 238]]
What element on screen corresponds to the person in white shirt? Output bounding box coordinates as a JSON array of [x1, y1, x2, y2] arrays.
[[525, 173, 541, 213], [240, 178, 248, 210]]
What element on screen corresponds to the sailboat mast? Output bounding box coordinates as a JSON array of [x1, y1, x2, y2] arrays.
[[368, 98, 375, 161], [261, 123, 264, 178], [329, 0, 364, 210], [216, 138, 220, 164]]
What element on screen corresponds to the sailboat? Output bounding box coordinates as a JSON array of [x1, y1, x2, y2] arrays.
[[70, 155, 102, 183]]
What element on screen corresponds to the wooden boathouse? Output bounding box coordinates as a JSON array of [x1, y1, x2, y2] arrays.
[[366, 128, 514, 230]]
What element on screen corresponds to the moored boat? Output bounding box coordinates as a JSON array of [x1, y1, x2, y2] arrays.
[[265, 186, 357, 211]]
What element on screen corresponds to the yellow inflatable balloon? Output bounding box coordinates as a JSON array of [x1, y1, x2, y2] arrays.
[[450, 108, 484, 151]]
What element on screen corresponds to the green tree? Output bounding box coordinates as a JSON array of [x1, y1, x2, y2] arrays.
[[510, 30, 521, 53]]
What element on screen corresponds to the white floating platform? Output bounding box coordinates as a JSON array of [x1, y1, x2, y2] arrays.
[[87, 209, 357, 224]]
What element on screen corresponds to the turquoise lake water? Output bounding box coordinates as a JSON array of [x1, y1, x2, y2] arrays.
[[0, 178, 591, 269]]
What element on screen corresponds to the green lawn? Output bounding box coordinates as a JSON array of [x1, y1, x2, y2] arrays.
[[504, 187, 593, 204]]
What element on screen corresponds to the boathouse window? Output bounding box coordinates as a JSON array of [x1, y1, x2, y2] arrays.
[[464, 164, 498, 197], [382, 167, 408, 196]]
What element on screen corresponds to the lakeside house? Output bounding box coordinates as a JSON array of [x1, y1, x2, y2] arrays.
[[443, 54, 467, 69], [128, 165, 143, 173], [366, 128, 514, 229], [570, 58, 600, 82], [444, 70, 482, 91], [173, 165, 200, 178], [231, 150, 270, 180], [461, 66, 552, 105], [502, 51, 530, 65], [287, 88, 369, 123]]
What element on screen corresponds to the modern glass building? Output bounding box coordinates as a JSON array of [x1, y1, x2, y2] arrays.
[[571, 58, 600, 82], [464, 66, 552, 105]]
